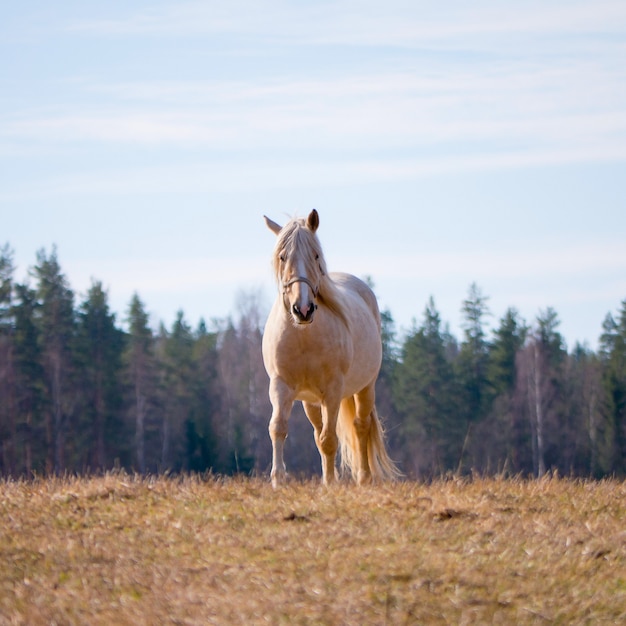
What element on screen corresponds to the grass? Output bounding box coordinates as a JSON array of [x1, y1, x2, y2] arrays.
[[1, 473, 625, 625]]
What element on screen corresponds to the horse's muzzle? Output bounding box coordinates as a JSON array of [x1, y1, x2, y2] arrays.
[[292, 302, 317, 324]]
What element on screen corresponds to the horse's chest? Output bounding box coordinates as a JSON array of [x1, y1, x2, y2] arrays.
[[276, 333, 350, 389], [279, 343, 346, 377]]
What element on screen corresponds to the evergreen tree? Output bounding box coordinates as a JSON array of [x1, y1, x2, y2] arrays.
[[488, 308, 527, 397], [599, 300, 626, 475], [0, 245, 15, 472], [393, 297, 461, 476], [380, 308, 399, 375], [158, 310, 195, 471], [536, 308, 566, 369], [376, 309, 401, 459], [538, 307, 569, 471], [476, 308, 528, 472], [0, 243, 13, 327], [32, 247, 76, 474], [124, 293, 158, 473], [457, 283, 492, 420], [12, 283, 45, 475], [566, 343, 604, 475], [455, 283, 491, 471], [75, 281, 126, 470], [186, 319, 220, 472]]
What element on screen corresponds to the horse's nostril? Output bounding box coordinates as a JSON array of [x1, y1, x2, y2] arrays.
[[292, 303, 314, 322]]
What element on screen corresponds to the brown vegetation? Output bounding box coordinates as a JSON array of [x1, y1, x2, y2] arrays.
[[1, 474, 625, 624]]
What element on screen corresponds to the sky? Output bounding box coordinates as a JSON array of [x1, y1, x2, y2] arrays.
[[1, 1, 625, 349]]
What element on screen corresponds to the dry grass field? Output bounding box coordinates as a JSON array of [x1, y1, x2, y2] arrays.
[[1, 473, 625, 625]]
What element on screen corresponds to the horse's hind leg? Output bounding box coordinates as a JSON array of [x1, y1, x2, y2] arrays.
[[268, 378, 295, 488], [354, 384, 376, 484]]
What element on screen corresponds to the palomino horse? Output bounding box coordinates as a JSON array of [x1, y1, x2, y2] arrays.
[[262, 209, 398, 486]]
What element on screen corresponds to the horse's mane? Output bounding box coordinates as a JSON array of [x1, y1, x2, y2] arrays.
[[272, 217, 349, 328]]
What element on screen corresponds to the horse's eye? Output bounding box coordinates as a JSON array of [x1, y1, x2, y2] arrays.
[[279, 254, 286, 263], [315, 254, 319, 260]]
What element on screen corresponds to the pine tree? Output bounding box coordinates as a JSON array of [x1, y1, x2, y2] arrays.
[[158, 310, 195, 471], [0, 244, 16, 473], [488, 308, 527, 397], [33, 247, 75, 474], [476, 308, 528, 472], [599, 300, 626, 475], [12, 283, 45, 474], [0, 243, 13, 327], [393, 297, 461, 476], [376, 309, 401, 459], [455, 283, 492, 471], [457, 283, 492, 421], [566, 343, 603, 475], [124, 293, 157, 473], [75, 281, 126, 470], [186, 319, 220, 472]]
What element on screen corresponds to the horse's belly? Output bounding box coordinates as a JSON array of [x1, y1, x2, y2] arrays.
[[342, 319, 382, 395], [295, 389, 322, 404], [342, 353, 380, 396]]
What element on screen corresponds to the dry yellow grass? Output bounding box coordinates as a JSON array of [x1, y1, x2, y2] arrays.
[[1, 473, 625, 625]]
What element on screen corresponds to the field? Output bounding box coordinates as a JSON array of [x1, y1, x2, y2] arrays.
[[1, 474, 625, 625]]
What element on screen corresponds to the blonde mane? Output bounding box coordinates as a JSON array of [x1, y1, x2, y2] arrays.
[[271, 217, 349, 327]]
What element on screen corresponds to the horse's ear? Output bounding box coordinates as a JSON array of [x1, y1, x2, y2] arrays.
[[307, 209, 319, 232], [264, 215, 282, 235]]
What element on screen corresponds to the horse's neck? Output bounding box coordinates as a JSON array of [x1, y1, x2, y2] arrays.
[[319, 281, 349, 329]]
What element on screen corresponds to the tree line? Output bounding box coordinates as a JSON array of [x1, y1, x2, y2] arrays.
[[0, 244, 624, 479]]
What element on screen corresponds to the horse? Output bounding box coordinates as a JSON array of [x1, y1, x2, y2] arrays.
[[262, 209, 399, 487]]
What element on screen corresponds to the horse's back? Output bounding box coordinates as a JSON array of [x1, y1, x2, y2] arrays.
[[328, 272, 382, 393], [329, 272, 381, 329]]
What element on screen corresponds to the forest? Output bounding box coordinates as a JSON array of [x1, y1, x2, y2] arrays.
[[0, 243, 625, 479]]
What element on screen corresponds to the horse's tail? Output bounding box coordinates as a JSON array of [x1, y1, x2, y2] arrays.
[[337, 397, 401, 483]]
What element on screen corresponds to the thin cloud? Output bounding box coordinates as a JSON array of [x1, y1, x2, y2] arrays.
[[334, 241, 626, 283], [4, 52, 624, 159], [66, 256, 271, 298], [2, 139, 626, 204], [67, 1, 626, 44]]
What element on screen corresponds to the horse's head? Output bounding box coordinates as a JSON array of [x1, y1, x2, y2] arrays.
[[264, 209, 326, 326]]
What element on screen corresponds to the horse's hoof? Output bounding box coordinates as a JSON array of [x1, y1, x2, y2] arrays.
[[357, 470, 373, 486], [271, 470, 287, 489]]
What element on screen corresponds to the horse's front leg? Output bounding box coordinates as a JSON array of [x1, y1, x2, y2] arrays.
[[303, 401, 323, 452], [304, 398, 339, 486], [268, 377, 295, 488], [319, 389, 342, 487]]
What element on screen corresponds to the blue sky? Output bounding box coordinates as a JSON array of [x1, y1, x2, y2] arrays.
[[1, 1, 625, 349]]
